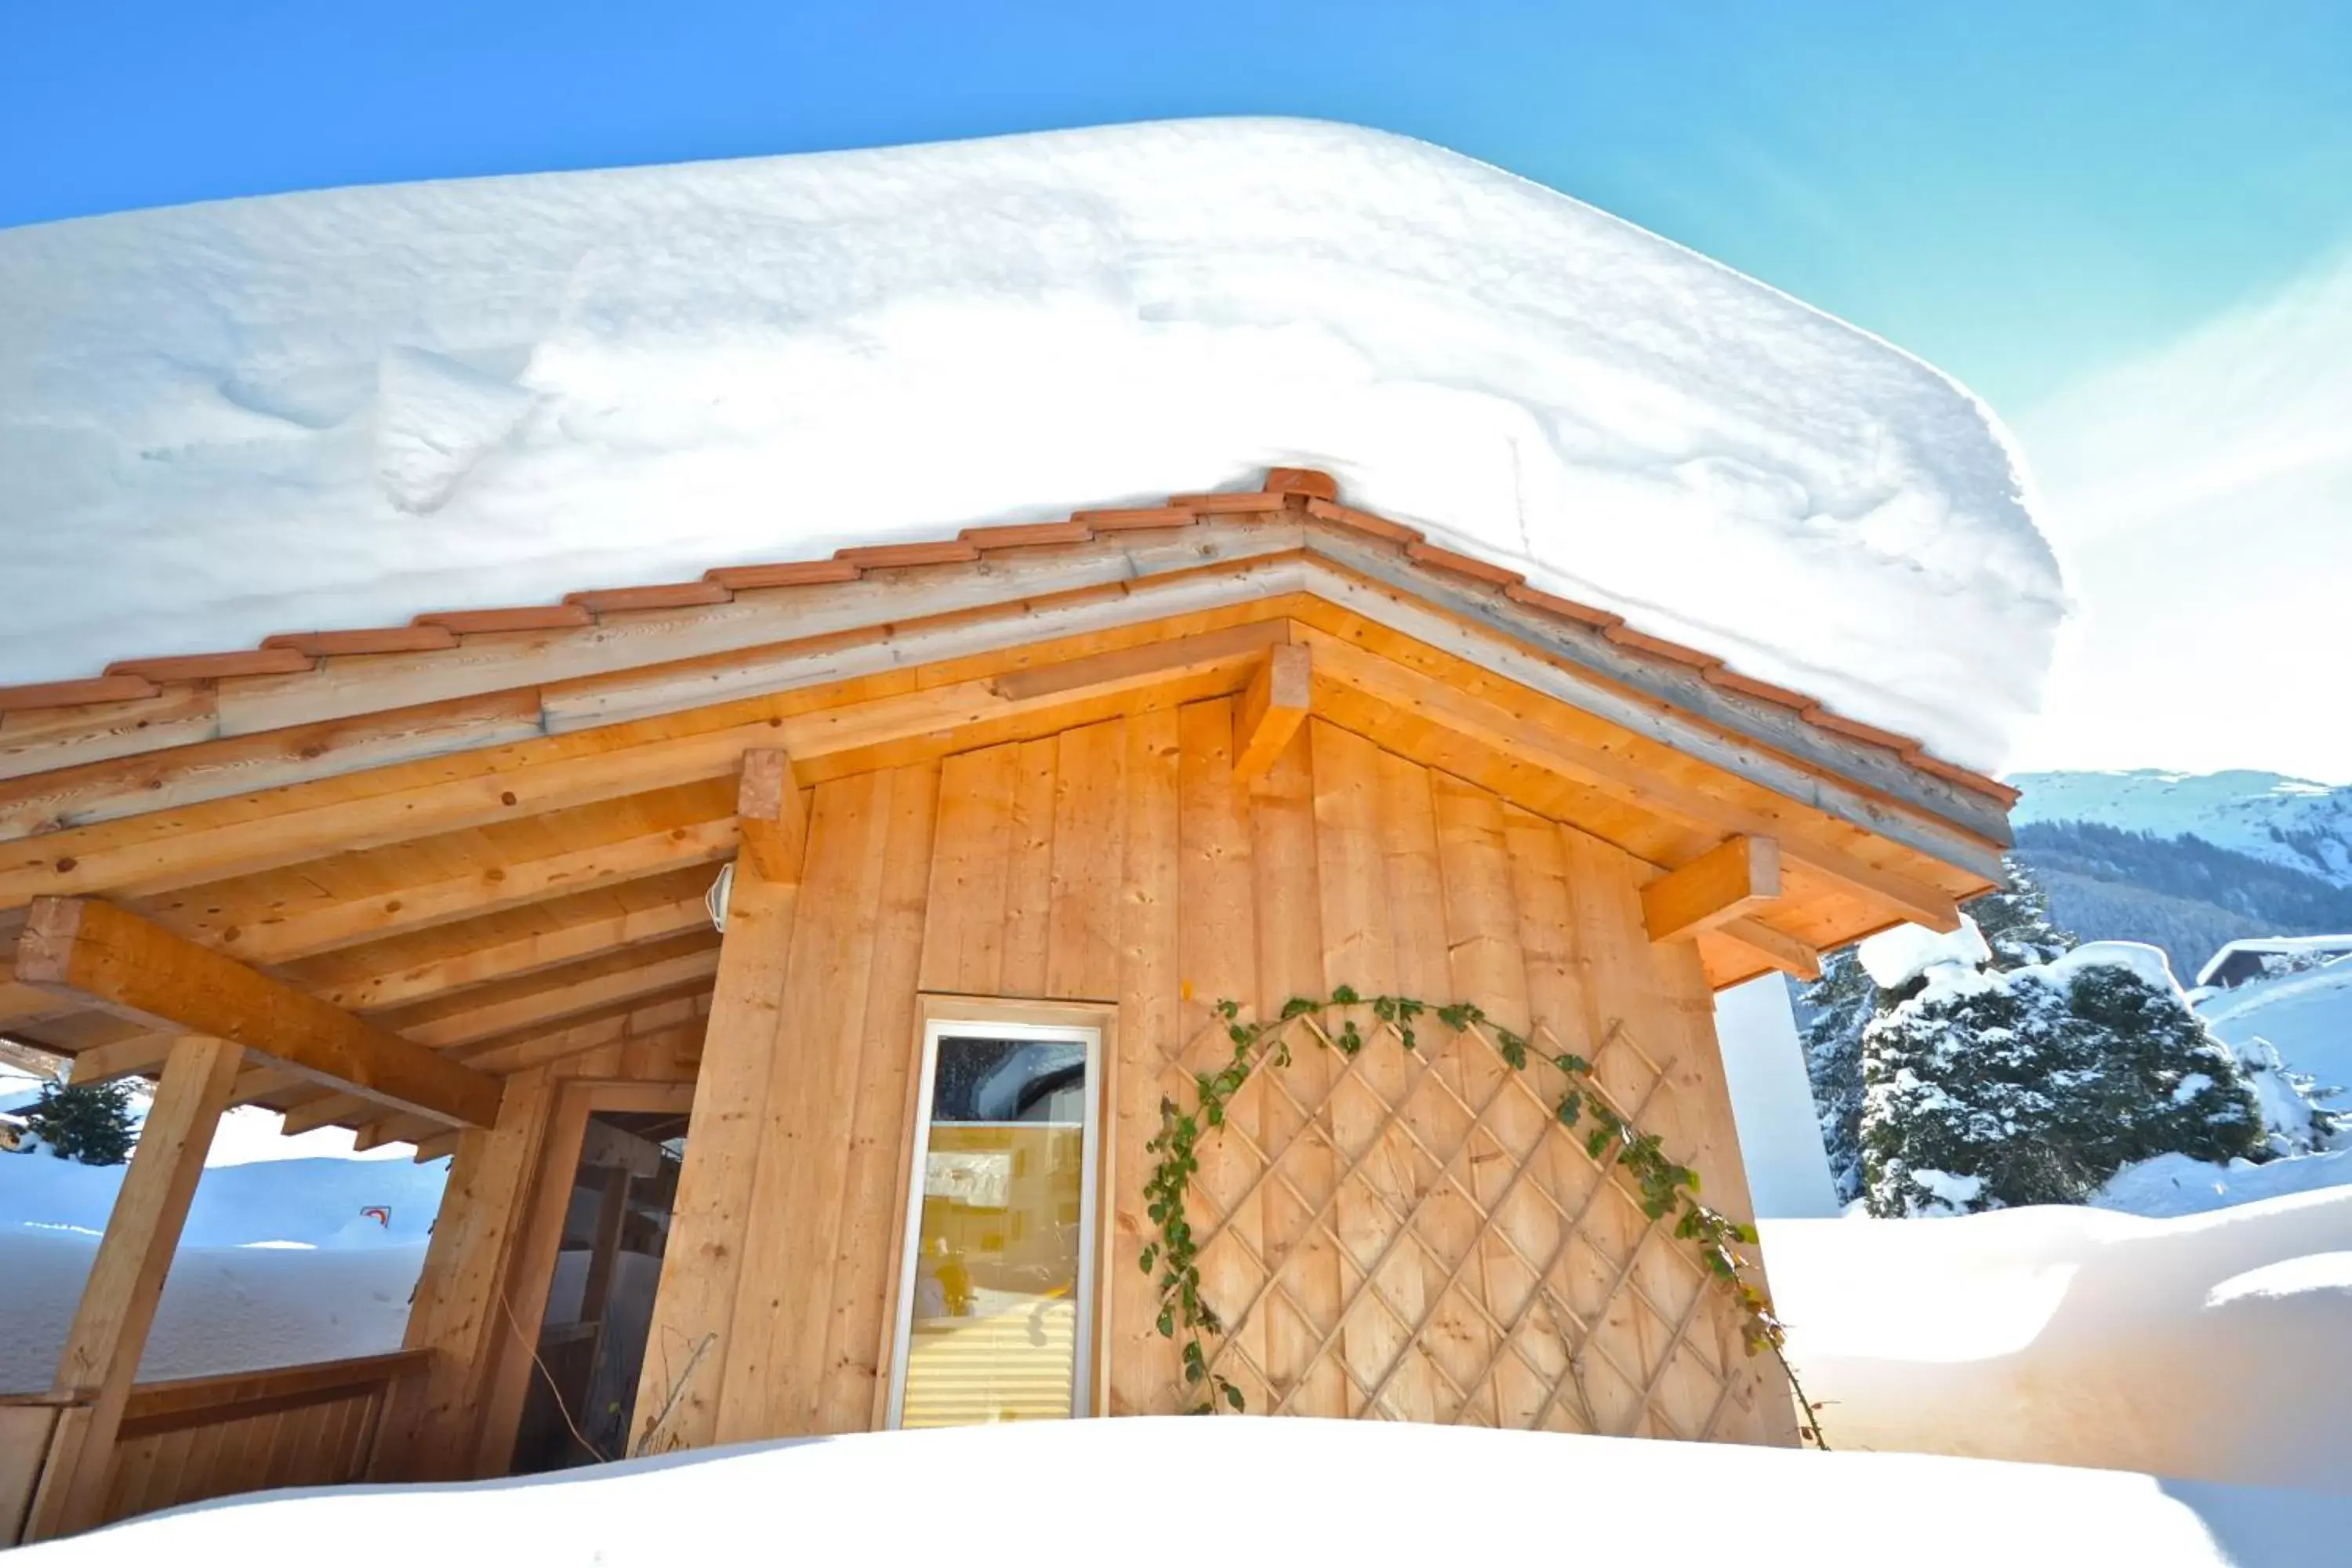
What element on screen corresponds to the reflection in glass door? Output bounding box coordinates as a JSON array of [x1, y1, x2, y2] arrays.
[[887, 1020, 1101, 1428]]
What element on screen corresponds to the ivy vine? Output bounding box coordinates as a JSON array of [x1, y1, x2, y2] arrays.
[[1141, 986, 1828, 1446]]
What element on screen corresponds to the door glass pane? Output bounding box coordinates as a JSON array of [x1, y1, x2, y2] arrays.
[[899, 1033, 1090, 1428]]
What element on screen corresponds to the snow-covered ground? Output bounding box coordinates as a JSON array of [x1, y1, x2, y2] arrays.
[[1765, 1185, 2352, 1491], [24, 1416, 2348, 1567], [0, 118, 2059, 770], [0, 1142, 445, 1391], [2198, 954, 2352, 1112]]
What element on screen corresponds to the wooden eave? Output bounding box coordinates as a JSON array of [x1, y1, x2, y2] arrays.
[[0, 474, 2014, 1140]]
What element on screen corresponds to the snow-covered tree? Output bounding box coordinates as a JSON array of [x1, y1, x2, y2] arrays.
[[1799, 855, 2081, 1205], [20, 1078, 137, 1166], [1857, 927, 2266, 1214]]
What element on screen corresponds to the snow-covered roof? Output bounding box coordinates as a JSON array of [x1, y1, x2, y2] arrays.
[[0, 118, 2060, 771], [2195, 935, 2352, 989]]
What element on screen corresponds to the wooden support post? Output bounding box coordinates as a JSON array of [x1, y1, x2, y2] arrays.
[[25, 1035, 243, 1541], [735, 749, 808, 884], [629, 853, 798, 1456], [15, 898, 503, 1128], [1642, 835, 1782, 943], [1232, 644, 1310, 786]]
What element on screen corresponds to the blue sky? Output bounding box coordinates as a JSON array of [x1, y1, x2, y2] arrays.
[[6, 1, 2350, 775], [6, 1, 2347, 412]]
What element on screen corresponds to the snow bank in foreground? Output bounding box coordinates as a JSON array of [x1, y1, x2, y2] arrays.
[[1764, 1185, 2352, 1490], [33, 1418, 2344, 1567], [0, 119, 2058, 769]]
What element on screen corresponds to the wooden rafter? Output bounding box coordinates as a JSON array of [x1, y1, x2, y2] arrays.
[[14, 898, 503, 1128]]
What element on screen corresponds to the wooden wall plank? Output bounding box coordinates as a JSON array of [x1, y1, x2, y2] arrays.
[[1109, 708, 1182, 1415], [1246, 722, 1341, 1417], [1174, 699, 1263, 1410], [998, 738, 1058, 996], [812, 762, 939, 1433], [917, 746, 1015, 995], [1045, 720, 1125, 1001], [720, 771, 895, 1441]]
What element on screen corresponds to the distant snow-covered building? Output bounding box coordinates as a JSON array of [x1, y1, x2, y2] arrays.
[[2196, 936, 2352, 992]]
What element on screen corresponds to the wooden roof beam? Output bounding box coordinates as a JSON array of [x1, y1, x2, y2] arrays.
[[1302, 629, 1962, 933], [14, 898, 503, 1128], [1642, 836, 1781, 943], [1715, 917, 1824, 982]]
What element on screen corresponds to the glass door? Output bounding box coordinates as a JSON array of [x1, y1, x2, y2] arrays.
[[886, 1018, 1102, 1428]]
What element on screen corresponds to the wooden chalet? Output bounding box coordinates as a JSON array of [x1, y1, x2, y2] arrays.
[[0, 467, 2016, 1544]]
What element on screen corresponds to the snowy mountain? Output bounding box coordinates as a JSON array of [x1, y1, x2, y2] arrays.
[[2011, 769, 2352, 887]]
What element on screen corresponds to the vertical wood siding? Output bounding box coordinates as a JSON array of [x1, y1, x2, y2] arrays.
[[715, 704, 1791, 1445]]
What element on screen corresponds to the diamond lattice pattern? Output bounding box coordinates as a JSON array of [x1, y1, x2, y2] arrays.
[[1163, 1007, 1771, 1439]]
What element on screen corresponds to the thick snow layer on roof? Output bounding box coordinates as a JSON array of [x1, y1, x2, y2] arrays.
[[38, 1414, 2351, 1566], [0, 120, 2057, 769]]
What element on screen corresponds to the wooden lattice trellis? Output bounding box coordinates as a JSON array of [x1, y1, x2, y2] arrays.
[[1153, 1003, 1777, 1442]]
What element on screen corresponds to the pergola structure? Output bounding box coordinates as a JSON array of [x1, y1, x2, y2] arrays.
[[0, 469, 2013, 1542]]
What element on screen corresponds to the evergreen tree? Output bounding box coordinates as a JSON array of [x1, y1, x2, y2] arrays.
[[21, 1079, 138, 1166], [1858, 942, 2266, 1215], [1963, 856, 2076, 967], [1798, 948, 1875, 1205]]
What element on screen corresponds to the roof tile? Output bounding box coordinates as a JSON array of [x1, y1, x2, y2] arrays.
[[1406, 542, 1523, 588], [1165, 491, 1291, 514], [415, 604, 596, 634], [1071, 506, 1199, 532], [1502, 582, 1622, 629], [1603, 625, 1723, 670], [835, 539, 982, 568], [960, 520, 1096, 550], [106, 648, 315, 681], [1305, 497, 1421, 546], [1264, 467, 1340, 501], [263, 626, 461, 656], [1802, 706, 1918, 753], [704, 560, 864, 590], [565, 582, 735, 614], [0, 674, 163, 713]]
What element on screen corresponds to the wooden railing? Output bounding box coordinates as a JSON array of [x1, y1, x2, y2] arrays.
[[2, 1348, 430, 1544]]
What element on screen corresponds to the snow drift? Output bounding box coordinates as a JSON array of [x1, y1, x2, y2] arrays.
[[1765, 1184, 2352, 1490], [25, 1417, 2346, 1567], [0, 118, 2059, 769]]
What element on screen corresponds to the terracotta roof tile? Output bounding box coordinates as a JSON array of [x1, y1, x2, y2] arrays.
[[1165, 491, 1292, 514], [565, 583, 735, 614], [704, 560, 863, 590], [1502, 582, 1622, 630], [262, 626, 461, 657], [1701, 666, 1813, 710], [1070, 506, 1199, 532], [834, 539, 982, 569], [1264, 467, 1340, 501], [0, 469, 2019, 811], [105, 648, 314, 681], [1405, 542, 1523, 588], [0, 675, 162, 713], [415, 604, 597, 634], [1603, 625, 1723, 670], [1802, 706, 1918, 753], [960, 520, 1096, 550], [1305, 497, 1421, 546]]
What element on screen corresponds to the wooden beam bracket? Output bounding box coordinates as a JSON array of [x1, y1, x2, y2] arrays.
[[1232, 643, 1311, 785], [736, 749, 808, 885], [1642, 835, 1782, 944]]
